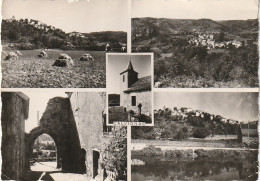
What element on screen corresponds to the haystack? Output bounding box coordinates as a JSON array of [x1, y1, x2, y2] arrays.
[[15, 51, 22, 56], [38, 50, 48, 58], [79, 53, 94, 61], [4, 52, 18, 60], [53, 53, 74, 67]]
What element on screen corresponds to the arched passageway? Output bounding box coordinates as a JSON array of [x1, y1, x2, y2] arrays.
[[30, 134, 59, 172], [25, 97, 86, 174]]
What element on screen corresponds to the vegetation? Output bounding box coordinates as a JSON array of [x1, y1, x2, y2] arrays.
[[134, 114, 152, 124], [132, 146, 258, 160], [154, 45, 258, 87], [132, 18, 258, 87], [132, 107, 240, 140], [193, 128, 211, 138], [108, 94, 120, 106], [132, 126, 155, 140], [102, 127, 127, 180], [132, 145, 163, 157], [33, 142, 56, 150], [2, 19, 126, 51]]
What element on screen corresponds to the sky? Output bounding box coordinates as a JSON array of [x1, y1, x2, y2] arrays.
[[2, 0, 128, 33], [22, 91, 67, 133], [132, 0, 258, 20], [107, 54, 151, 94], [154, 92, 259, 122]]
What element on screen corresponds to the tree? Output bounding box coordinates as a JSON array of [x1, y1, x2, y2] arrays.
[[176, 127, 189, 140], [193, 128, 210, 138], [161, 129, 172, 139], [8, 29, 19, 42], [102, 127, 127, 180]]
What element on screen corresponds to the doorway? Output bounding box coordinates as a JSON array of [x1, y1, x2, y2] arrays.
[[93, 150, 100, 178]]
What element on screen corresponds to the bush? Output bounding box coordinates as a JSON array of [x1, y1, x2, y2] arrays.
[[193, 128, 211, 138], [102, 127, 127, 180], [145, 132, 156, 140], [132, 145, 163, 157], [175, 127, 189, 141], [138, 114, 152, 123], [165, 149, 193, 158]]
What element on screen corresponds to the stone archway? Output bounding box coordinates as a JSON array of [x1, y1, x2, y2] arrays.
[[24, 97, 86, 174]]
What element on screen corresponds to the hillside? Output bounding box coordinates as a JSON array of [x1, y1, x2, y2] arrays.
[[132, 107, 258, 140], [132, 17, 258, 88], [2, 18, 127, 51], [132, 17, 257, 42]]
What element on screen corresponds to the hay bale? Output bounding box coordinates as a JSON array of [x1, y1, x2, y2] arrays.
[[4, 52, 18, 60], [15, 51, 22, 56], [53, 53, 74, 67], [79, 53, 94, 61], [38, 50, 48, 58], [2, 51, 7, 55]]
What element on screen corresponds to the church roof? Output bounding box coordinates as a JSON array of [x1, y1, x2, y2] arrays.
[[124, 75, 151, 93], [120, 60, 138, 75]]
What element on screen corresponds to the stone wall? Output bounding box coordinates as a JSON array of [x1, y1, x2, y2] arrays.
[[1, 92, 29, 180], [69, 92, 107, 179], [121, 91, 151, 115], [25, 97, 85, 174]]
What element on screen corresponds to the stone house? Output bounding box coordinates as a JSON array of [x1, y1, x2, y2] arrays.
[[237, 123, 258, 144], [120, 60, 151, 116], [68, 92, 116, 180]]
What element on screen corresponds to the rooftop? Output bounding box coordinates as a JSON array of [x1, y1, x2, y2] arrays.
[[120, 60, 138, 75], [124, 75, 151, 93]]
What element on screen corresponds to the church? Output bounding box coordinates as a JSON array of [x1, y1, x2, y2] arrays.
[[120, 59, 151, 117]]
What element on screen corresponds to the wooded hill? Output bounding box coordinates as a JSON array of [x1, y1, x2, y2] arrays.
[[132, 18, 258, 42], [132, 107, 258, 140], [132, 18, 258, 87], [2, 18, 127, 51]]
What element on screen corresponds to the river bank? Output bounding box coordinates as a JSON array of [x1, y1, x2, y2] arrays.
[[132, 145, 258, 160]]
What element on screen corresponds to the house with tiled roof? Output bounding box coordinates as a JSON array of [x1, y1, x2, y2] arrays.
[[120, 60, 151, 116], [237, 122, 258, 144]]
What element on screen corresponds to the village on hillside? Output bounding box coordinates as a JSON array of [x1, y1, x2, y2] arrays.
[[2, 17, 127, 51], [132, 90, 258, 180], [132, 106, 258, 148], [132, 17, 258, 88], [1, 16, 128, 88]]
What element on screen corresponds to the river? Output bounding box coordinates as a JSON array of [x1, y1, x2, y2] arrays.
[[132, 156, 258, 181]]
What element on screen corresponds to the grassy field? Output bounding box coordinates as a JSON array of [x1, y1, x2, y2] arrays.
[[1, 49, 106, 88]]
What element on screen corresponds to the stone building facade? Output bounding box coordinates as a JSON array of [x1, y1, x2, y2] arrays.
[[120, 60, 151, 116], [69, 92, 113, 180], [1, 92, 29, 180]]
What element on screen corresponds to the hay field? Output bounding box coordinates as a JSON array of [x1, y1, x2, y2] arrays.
[[1, 49, 106, 88]]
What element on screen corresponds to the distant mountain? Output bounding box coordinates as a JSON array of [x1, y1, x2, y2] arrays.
[[219, 19, 259, 32], [1, 18, 127, 51], [132, 17, 258, 43]]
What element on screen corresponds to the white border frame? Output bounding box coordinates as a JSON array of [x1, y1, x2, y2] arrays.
[[106, 52, 154, 127]]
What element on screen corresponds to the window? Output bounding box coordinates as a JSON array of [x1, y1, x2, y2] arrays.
[[123, 75, 125, 82], [131, 96, 136, 106]]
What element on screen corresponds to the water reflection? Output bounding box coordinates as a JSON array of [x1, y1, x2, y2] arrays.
[[132, 156, 258, 181]]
